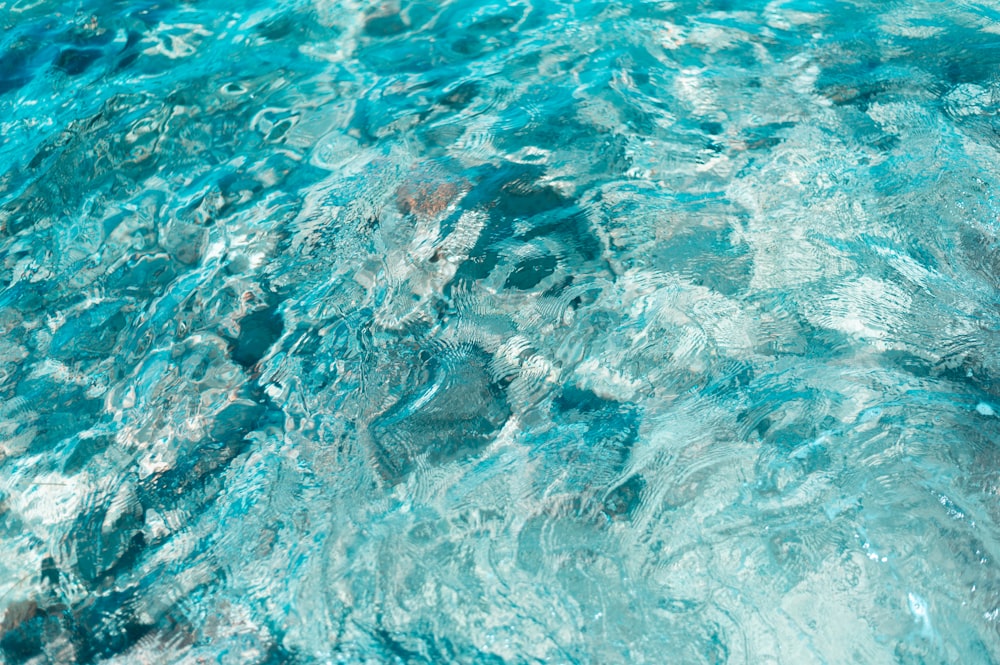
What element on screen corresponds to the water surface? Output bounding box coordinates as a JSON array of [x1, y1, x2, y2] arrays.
[[2, 0, 1000, 662]]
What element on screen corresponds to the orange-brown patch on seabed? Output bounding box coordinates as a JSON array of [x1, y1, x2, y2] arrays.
[[1, 599, 41, 637], [395, 178, 463, 218]]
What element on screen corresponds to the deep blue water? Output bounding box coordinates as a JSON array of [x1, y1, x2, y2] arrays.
[[2, 0, 1000, 662]]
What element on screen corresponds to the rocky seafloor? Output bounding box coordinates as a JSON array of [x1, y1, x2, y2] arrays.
[[2, 0, 1000, 662]]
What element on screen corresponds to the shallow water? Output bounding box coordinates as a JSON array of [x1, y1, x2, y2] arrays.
[[2, 0, 1000, 662]]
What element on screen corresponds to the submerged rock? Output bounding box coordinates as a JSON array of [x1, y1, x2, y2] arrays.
[[370, 344, 510, 484], [540, 384, 640, 499]]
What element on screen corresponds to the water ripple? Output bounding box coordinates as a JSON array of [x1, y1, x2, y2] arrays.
[[2, 0, 1000, 662]]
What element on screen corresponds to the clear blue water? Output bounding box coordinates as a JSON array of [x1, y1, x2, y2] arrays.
[[2, 0, 1000, 662]]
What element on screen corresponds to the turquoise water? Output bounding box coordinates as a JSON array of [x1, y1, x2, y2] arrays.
[[2, 0, 1000, 662]]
